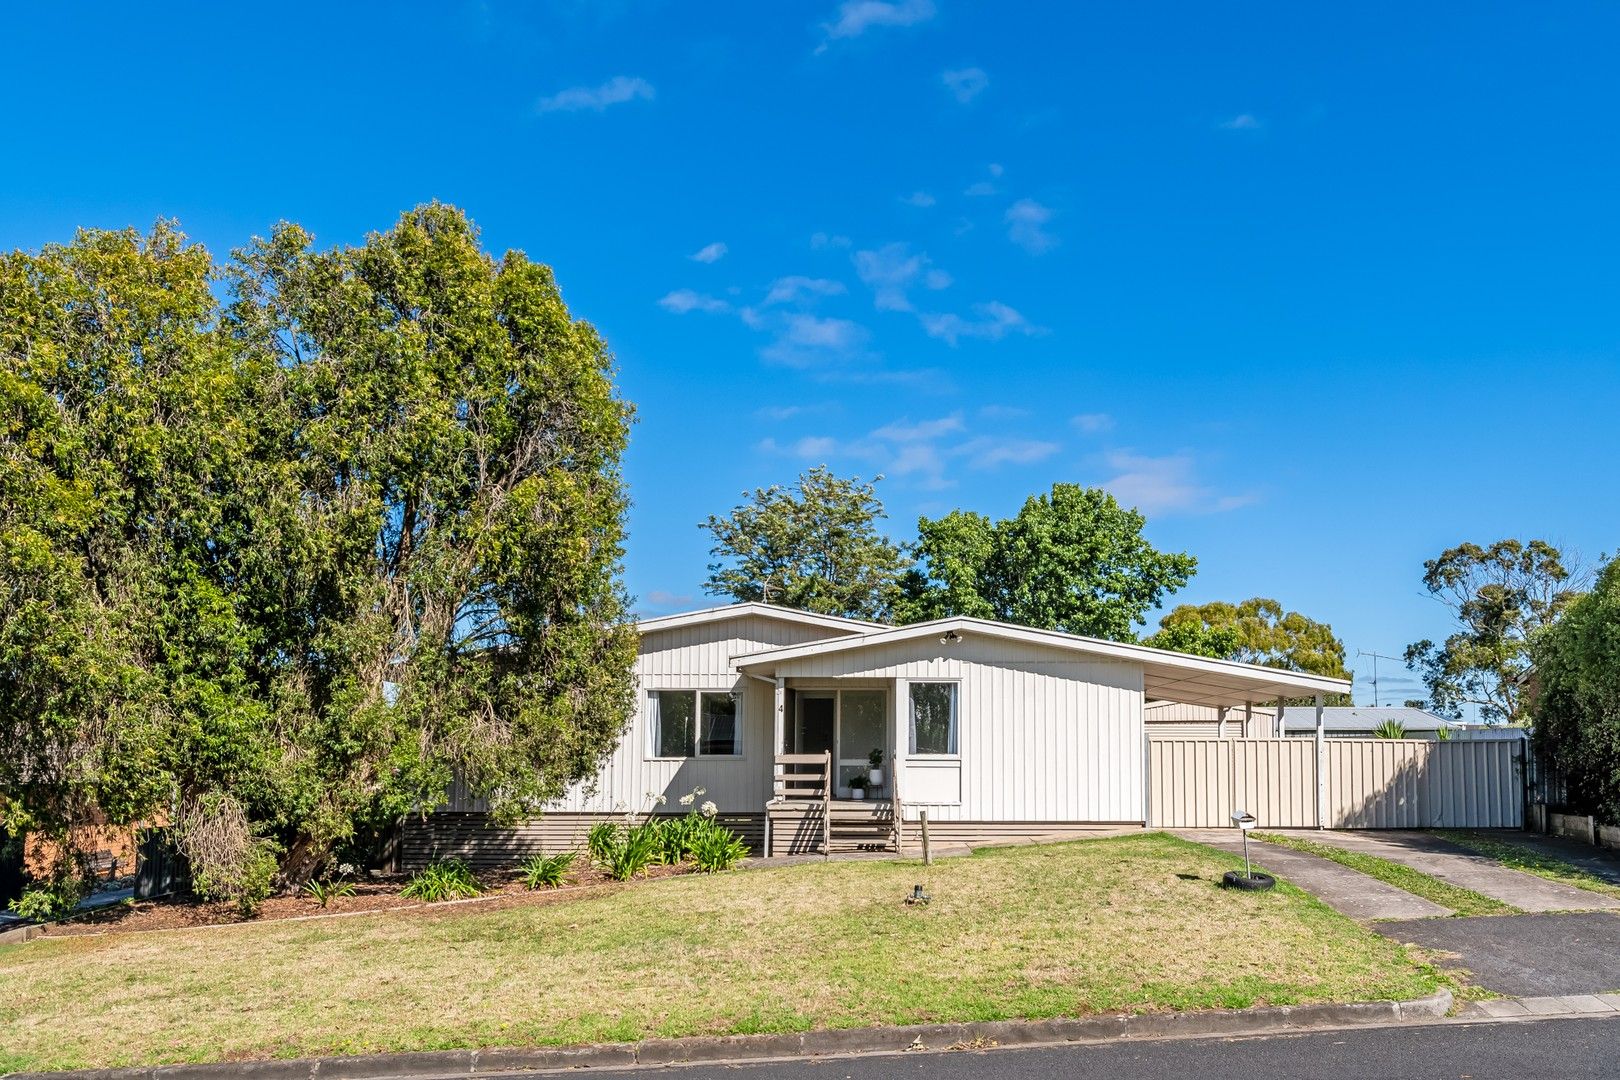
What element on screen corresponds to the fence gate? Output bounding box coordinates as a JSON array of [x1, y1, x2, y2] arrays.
[[1149, 738, 1523, 829]]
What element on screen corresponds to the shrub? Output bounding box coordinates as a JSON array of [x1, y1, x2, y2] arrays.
[[687, 820, 749, 873], [586, 820, 622, 867], [1533, 557, 1620, 821], [594, 822, 660, 881], [10, 877, 86, 922], [174, 794, 281, 916], [519, 851, 576, 889], [402, 859, 483, 902], [1371, 720, 1407, 739], [302, 876, 357, 908]]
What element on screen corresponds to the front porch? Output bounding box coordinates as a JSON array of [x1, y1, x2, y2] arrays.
[[765, 750, 902, 856]]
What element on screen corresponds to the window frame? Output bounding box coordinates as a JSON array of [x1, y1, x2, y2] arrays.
[[647, 689, 744, 760], [907, 680, 961, 758]]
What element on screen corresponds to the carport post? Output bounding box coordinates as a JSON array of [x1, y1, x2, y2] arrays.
[[1313, 692, 1326, 828]]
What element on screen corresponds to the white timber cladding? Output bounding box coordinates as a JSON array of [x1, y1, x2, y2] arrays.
[[546, 613, 861, 815], [770, 636, 1145, 823]]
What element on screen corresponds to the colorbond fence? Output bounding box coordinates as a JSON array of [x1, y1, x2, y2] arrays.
[[1149, 737, 1523, 829]]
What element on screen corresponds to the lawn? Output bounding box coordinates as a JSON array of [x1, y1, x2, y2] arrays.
[[1436, 830, 1620, 901], [1252, 833, 1518, 917], [0, 833, 1441, 1073]]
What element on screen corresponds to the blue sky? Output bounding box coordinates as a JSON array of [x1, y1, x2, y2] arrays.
[[4, 2, 1617, 710]]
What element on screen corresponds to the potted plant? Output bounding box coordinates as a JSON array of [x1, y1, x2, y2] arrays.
[[849, 773, 869, 800], [867, 748, 885, 788]]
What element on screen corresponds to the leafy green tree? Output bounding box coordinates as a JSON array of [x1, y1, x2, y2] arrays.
[[1149, 598, 1351, 679], [1531, 557, 1620, 821], [898, 484, 1196, 639], [1142, 620, 1243, 660], [1405, 539, 1582, 723], [701, 467, 908, 620], [895, 510, 997, 622], [0, 205, 638, 892]]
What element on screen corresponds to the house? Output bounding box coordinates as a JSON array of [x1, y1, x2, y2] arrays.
[[405, 602, 1348, 863], [1278, 705, 1469, 738]]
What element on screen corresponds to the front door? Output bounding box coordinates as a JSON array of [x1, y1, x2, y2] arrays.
[[795, 693, 836, 757], [794, 690, 888, 797]]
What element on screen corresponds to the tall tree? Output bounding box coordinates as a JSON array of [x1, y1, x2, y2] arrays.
[[1531, 557, 1620, 821], [898, 484, 1196, 639], [1148, 598, 1351, 679], [701, 466, 908, 620], [0, 205, 639, 900], [1404, 539, 1582, 723]]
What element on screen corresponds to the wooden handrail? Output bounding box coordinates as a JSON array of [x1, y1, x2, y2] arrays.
[[821, 749, 832, 857]]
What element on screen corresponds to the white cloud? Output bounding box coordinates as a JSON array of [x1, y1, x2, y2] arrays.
[[900, 191, 936, 207], [1071, 412, 1115, 434], [1005, 198, 1057, 254], [768, 411, 1056, 489], [644, 589, 693, 608], [1097, 450, 1259, 515], [852, 242, 949, 312], [963, 181, 998, 197], [811, 231, 852, 250], [537, 75, 654, 114], [979, 404, 1031, 420], [871, 414, 966, 442], [689, 241, 728, 263], [818, 0, 936, 48], [959, 436, 1060, 469], [763, 276, 847, 306], [941, 67, 989, 103], [988, 163, 1004, 177], [760, 313, 870, 367], [919, 301, 1041, 346], [1218, 113, 1262, 131], [658, 289, 729, 314]]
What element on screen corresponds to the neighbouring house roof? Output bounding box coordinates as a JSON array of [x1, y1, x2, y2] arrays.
[[1279, 706, 1463, 734], [634, 601, 883, 636], [734, 615, 1351, 709]]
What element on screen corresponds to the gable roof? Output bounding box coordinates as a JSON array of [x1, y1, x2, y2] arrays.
[[634, 601, 883, 637], [735, 616, 1350, 708]]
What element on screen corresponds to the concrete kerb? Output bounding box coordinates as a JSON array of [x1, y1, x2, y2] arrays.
[[2, 991, 1455, 1080]]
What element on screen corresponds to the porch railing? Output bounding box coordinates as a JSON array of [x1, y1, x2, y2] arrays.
[[774, 751, 833, 855]]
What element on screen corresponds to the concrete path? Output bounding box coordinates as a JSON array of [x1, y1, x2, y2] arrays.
[[1279, 830, 1620, 912], [1378, 912, 1620, 996], [1175, 830, 1451, 920]]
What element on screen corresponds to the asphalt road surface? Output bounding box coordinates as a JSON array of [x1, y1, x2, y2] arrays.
[[573, 1016, 1620, 1080]]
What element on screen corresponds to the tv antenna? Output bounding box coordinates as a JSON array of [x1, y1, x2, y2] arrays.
[[1357, 650, 1403, 707]]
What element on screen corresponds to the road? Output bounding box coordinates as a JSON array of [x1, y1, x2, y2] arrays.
[[571, 1016, 1620, 1080]]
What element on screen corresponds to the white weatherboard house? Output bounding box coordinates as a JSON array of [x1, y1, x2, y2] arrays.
[[405, 602, 1350, 863]]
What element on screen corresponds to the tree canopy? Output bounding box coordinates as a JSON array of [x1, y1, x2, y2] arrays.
[[0, 205, 638, 898], [1404, 539, 1582, 723], [1148, 598, 1350, 678], [1530, 556, 1620, 822], [700, 466, 909, 621], [898, 484, 1196, 640]]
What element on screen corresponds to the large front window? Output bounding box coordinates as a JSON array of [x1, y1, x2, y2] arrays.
[[909, 682, 958, 755], [650, 690, 740, 757]]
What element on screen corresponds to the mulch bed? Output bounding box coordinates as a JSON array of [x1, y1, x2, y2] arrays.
[[42, 863, 694, 937]]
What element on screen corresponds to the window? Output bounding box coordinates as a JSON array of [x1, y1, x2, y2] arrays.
[[649, 690, 741, 757], [909, 682, 958, 755]]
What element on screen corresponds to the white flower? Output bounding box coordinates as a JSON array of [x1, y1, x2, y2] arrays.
[[679, 793, 696, 807], [655, 795, 668, 806], [337, 863, 355, 877], [694, 787, 707, 797], [700, 801, 718, 817]]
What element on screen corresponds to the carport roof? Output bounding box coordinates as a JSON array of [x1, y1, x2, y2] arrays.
[[734, 616, 1349, 708]]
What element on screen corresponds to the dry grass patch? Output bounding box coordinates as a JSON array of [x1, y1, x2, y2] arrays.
[[0, 832, 1440, 1073]]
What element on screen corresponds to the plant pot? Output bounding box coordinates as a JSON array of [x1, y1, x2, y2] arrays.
[[850, 789, 866, 800], [1221, 870, 1275, 891], [868, 768, 884, 787]]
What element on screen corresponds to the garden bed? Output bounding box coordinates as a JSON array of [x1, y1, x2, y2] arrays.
[[41, 863, 693, 936]]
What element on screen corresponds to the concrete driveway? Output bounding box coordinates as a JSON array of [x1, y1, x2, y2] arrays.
[[1283, 830, 1620, 912]]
